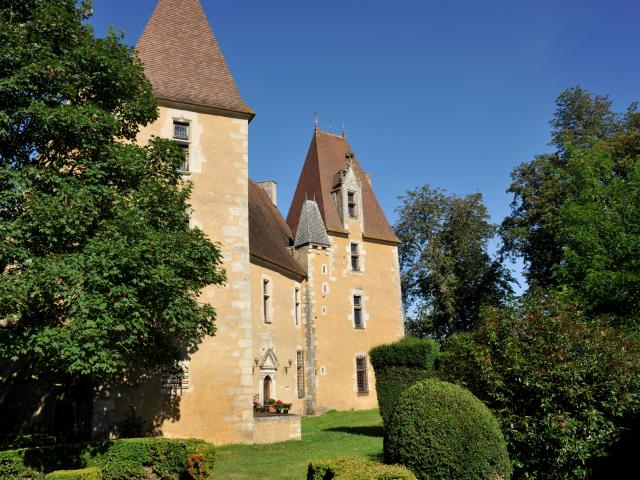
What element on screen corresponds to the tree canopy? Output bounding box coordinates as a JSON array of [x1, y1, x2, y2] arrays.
[[0, 0, 225, 387], [395, 185, 513, 338], [501, 86, 640, 330]]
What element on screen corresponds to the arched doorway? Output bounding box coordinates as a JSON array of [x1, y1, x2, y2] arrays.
[[263, 375, 272, 401]]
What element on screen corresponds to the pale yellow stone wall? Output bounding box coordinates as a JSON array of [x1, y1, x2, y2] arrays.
[[253, 415, 302, 444], [96, 104, 254, 445], [302, 216, 404, 413], [250, 262, 306, 415]]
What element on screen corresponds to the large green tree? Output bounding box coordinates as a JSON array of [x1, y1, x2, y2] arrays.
[[395, 185, 513, 338], [501, 86, 634, 288], [501, 86, 640, 329], [0, 0, 224, 391]]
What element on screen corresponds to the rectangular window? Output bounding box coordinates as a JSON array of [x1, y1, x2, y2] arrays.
[[353, 295, 363, 329], [162, 362, 190, 393], [356, 356, 369, 395], [263, 279, 271, 323], [347, 191, 357, 218], [350, 243, 360, 271], [173, 122, 189, 141], [297, 350, 305, 399], [177, 143, 190, 172], [294, 287, 301, 326]]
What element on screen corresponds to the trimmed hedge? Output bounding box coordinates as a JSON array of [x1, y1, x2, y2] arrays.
[[370, 337, 439, 426], [307, 456, 417, 480], [45, 467, 102, 480], [385, 379, 511, 480], [0, 434, 57, 451], [0, 438, 215, 480]]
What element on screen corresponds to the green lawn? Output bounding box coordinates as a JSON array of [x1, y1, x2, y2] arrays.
[[211, 409, 384, 480]]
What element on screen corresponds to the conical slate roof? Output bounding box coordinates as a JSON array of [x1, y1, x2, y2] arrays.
[[287, 129, 400, 244], [137, 0, 254, 117], [294, 199, 331, 248]]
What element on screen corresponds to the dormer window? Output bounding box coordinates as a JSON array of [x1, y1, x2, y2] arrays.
[[347, 191, 357, 218], [173, 121, 190, 172]]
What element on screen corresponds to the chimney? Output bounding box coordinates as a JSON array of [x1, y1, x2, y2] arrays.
[[364, 172, 372, 187], [258, 180, 277, 207]]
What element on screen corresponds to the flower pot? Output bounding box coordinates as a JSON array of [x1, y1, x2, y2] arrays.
[[267, 405, 276, 413]]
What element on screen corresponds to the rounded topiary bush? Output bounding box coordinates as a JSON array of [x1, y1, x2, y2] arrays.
[[385, 379, 511, 480]]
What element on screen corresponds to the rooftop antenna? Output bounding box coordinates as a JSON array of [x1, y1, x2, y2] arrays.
[[342, 121, 346, 138], [313, 112, 318, 131]]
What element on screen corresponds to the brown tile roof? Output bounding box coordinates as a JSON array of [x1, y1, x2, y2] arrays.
[[249, 180, 306, 279], [287, 129, 400, 244], [137, 0, 254, 118]]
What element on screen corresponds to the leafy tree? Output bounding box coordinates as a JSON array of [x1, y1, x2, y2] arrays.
[[0, 0, 225, 394], [395, 185, 513, 338], [501, 86, 635, 289], [555, 116, 640, 330], [439, 296, 640, 480]]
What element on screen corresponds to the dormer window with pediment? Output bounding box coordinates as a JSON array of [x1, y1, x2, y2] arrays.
[[331, 156, 363, 228]]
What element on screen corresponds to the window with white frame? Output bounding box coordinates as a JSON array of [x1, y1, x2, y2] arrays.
[[356, 355, 369, 395], [353, 295, 364, 329], [263, 279, 272, 323], [173, 121, 190, 172], [350, 243, 360, 271]]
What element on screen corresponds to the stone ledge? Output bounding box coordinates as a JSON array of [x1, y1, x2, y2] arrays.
[[253, 414, 301, 444]]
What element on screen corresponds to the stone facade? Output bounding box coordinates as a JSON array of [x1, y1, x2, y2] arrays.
[[93, 0, 404, 445]]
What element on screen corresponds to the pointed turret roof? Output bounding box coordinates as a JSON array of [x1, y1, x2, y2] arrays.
[[287, 129, 400, 244], [294, 199, 331, 248], [137, 0, 254, 118]]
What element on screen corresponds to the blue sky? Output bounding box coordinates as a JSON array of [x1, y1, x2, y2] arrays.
[[91, 0, 640, 284]]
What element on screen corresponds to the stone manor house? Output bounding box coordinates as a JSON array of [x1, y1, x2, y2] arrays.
[[93, 0, 404, 445]]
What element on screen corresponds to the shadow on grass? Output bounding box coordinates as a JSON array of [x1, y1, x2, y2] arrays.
[[325, 425, 384, 438]]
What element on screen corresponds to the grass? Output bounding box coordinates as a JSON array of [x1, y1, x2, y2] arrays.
[[211, 409, 384, 480]]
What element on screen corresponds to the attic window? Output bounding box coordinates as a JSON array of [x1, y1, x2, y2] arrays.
[[347, 191, 357, 218]]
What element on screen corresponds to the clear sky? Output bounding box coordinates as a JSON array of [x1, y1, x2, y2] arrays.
[[91, 0, 640, 284]]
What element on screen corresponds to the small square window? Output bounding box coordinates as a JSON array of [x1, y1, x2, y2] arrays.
[[173, 122, 189, 141]]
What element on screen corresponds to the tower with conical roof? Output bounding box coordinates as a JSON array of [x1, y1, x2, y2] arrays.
[[95, 0, 256, 445], [287, 128, 404, 414]]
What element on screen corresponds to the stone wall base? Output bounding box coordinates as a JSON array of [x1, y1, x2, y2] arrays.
[[253, 415, 301, 444]]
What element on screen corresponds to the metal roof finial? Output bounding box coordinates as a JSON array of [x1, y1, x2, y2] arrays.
[[314, 112, 318, 131]]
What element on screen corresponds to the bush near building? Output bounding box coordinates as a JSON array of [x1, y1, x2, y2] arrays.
[[369, 337, 439, 426], [385, 379, 511, 480], [307, 456, 416, 480], [45, 468, 102, 480], [0, 438, 215, 480], [439, 299, 640, 479]]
